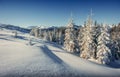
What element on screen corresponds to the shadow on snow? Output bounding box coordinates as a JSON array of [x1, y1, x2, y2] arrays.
[[40, 45, 63, 64], [107, 61, 120, 68]]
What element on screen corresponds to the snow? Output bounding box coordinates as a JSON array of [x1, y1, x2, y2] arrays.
[[0, 29, 120, 77]]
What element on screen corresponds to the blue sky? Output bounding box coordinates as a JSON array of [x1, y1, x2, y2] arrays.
[[0, 0, 120, 27]]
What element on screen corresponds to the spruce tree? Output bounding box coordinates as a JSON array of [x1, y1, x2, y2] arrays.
[[79, 16, 94, 59], [64, 18, 76, 53], [96, 24, 112, 64], [43, 31, 49, 41]]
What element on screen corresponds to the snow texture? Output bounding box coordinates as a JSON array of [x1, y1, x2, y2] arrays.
[[0, 29, 120, 77]]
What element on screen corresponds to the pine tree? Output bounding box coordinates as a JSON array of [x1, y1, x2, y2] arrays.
[[57, 27, 65, 45], [110, 40, 120, 60], [79, 16, 94, 59], [39, 28, 42, 39], [64, 18, 76, 53], [30, 28, 35, 36], [34, 27, 39, 37], [51, 28, 57, 42], [58, 31, 64, 45], [92, 22, 101, 59], [96, 24, 112, 64], [55, 31, 59, 42], [49, 31, 53, 42], [110, 23, 120, 60], [43, 31, 49, 41]]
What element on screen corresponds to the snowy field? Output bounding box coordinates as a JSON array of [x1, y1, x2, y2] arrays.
[[0, 29, 120, 77]]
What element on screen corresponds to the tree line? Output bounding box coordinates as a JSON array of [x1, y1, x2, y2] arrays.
[[30, 17, 120, 65]]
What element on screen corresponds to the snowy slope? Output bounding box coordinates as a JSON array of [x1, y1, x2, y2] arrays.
[[0, 29, 120, 77], [0, 24, 30, 33]]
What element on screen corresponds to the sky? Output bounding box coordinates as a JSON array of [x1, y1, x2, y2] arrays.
[[0, 0, 120, 27]]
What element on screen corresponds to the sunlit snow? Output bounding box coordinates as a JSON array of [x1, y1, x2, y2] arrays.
[[0, 29, 120, 77]]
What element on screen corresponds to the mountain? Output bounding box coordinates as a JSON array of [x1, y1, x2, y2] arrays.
[[0, 23, 31, 33], [27, 26, 38, 29]]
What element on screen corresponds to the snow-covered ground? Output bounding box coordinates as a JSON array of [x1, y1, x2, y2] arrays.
[[0, 29, 120, 77]]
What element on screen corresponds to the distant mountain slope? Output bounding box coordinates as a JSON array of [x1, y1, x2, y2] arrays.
[[0, 23, 31, 33]]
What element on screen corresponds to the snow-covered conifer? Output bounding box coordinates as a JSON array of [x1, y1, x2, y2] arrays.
[[58, 31, 62, 44], [49, 31, 53, 42], [97, 24, 112, 64], [34, 27, 39, 37], [92, 23, 101, 59], [64, 18, 76, 53], [111, 40, 120, 60], [43, 31, 49, 41], [79, 16, 94, 59], [13, 31, 17, 38]]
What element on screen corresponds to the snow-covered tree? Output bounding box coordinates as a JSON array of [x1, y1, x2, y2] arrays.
[[12, 30, 17, 38], [30, 27, 39, 37], [110, 23, 120, 60], [79, 26, 93, 59], [43, 31, 49, 41], [39, 28, 42, 39], [79, 16, 95, 59], [51, 28, 57, 42], [58, 31, 64, 45], [92, 23, 101, 59], [34, 28, 39, 37], [64, 19, 76, 53], [110, 40, 120, 60], [96, 24, 112, 64], [48, 31, 53, 42], [55, 31, 59, 42]]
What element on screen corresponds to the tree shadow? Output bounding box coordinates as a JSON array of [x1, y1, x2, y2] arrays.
[[107, 61, 120, 68], [0, 33, 27, 41], [0, 37, 14, 41], [0, 34, 7, 36], [16, 36, 27, 40], [43, 41, 64, 50], [40, 45, 63, 64]]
